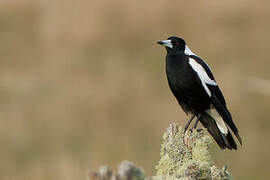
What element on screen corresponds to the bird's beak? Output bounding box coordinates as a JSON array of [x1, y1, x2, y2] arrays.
[[157, 40, 173, 49]]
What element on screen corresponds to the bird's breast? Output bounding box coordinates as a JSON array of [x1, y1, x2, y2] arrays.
[[165, 54, 211, 113], [166, 55, 193, 89]]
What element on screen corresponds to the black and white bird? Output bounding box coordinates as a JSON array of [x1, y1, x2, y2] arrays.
[[157, 36, 242, 150]]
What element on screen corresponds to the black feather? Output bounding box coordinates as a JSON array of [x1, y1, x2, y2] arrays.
[[221, 130, 237, 150], [210, 94, 242, 145], [199, 113, 226, 149], [158, 36, 242, 150], [200, 112, 237, 150]]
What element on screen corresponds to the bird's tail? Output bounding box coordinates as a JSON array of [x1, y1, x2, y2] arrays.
[[200, 109, 237, 150]]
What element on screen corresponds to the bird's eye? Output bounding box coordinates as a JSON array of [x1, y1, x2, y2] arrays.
[[172, 40, 179, 46]]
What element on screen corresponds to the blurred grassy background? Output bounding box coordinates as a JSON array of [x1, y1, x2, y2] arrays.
[[0, 0, 269, 179]]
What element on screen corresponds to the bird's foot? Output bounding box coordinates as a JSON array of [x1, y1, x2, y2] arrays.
[[191, 114, 202, 129], [188, 128, 203, 134], [184, 115, 196, 132], [184, 114, 202, 132]]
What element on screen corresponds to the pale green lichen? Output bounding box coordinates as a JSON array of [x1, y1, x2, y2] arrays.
[[88, 123, 233, 180], [117, 161, 145, 180], [155, 123, 232, 180]]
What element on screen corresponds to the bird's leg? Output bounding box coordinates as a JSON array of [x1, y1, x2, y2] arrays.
[[192, 114, 202, 129], [184, 114, 195, 132]]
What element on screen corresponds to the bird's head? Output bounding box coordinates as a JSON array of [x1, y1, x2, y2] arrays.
[[157, 36, 186, 53]]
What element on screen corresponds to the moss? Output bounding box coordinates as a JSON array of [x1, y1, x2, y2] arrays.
[[88, 123, 233, 180]]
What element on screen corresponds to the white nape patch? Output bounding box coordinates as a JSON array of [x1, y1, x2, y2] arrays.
[[160, 40, 173, 48], [184, 45, 197, 56], [189, 58, 217, 96], [206, 108, 228, 134]]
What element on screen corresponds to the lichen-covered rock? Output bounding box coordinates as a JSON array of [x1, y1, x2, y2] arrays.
[[117, 161, 145, 180], [88, 161, 145, 180], [88, 123, 233, 180], [88, 165, 113, 180], [155, 123, 232, 180]]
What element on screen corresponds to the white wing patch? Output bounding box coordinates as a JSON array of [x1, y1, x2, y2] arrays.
[[206, 108, 228, 134], [184, 45, 197, 56], [189, 58, 217, 96]]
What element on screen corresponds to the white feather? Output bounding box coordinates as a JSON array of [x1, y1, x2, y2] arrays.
[[184, 45, 196, 56], [206, 108, 228, 134], [189, 58, 217, 96], [185, 46, 214, 74]]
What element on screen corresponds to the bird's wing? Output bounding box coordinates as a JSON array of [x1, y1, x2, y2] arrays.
[[189, 55, 226, 104], [189, 55, 242, 144], [200, 112, 237, 150], [210, 94, 242, 144]]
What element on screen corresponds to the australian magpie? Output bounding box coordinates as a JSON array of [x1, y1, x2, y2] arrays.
[[157, 36, 242, 150]]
